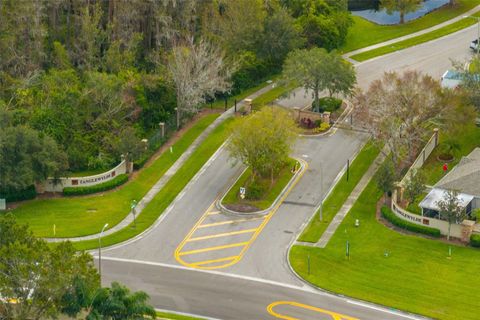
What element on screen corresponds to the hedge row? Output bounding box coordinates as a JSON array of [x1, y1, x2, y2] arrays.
[[63, 174, 128, 196], [381, 206, 441, 238], [0, 185, 37, 203], [471, 234, 480, 247]]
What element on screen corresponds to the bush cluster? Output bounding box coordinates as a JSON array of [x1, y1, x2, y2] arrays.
[[63, 174, 128, 196], [318, 97, 342, 113], [313, 122, 330, 133], [0, 185, 37, 203], [470, 234, 480, 247], [381, 206, 441, 237]]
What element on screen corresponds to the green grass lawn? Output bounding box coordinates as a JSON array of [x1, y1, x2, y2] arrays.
[[222, 158, 296, 211], [351, 11, 480, 61], [156, 311, 204, 320], [422, 124, 480, 185], [290, 177, 480, 320], [297, 141, 380, 243], [6, 114, 219, 238], [342, 0, 480, 53], [74, 118, 233, 250]]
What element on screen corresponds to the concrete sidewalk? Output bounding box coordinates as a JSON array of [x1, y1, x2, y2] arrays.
[[45, 83, 275, 243], [344, 4, 480, 61], [315, 148, 387, 248]]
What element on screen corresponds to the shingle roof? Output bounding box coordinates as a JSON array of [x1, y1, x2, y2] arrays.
[[435, 148, 480, 197]]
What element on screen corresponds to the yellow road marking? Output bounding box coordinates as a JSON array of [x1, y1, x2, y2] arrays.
[[178, 242, 249, 256], [207, 211, 221, 215], [267, 301, 359, 320], [174, 158, 308, 270], [190, 256, 238, 266], [197, 216, 264, 228], [187, 228, 257, 242]]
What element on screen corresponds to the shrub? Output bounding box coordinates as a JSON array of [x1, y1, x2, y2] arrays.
[[133, 153, 151, 170], [0, 185, 37, 203], [246, 182, 266, 200], [381, 206, 441, 237], [63, 174, 128, 196], [471, 234, 480, 247], [318, 97, 342, 113], [313, 122, 330, 133]]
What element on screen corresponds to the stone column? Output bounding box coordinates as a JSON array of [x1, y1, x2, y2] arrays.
[[461, 220, 475, 243]]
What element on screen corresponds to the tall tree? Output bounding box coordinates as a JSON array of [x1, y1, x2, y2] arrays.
[[380, 0, 422, 24], [168, 39, 233, 122], [355, 71, 447, 170], [227, 107, 298, 183], [436, 189, 466, 240], [282, 48, 356, 110], [404, 169, 425, 205], [376, 160, 396, 203]]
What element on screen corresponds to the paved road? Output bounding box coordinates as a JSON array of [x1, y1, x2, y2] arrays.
[[99, 27, 477, 319]]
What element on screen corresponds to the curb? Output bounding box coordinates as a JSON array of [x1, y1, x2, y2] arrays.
[[299, 100, 353, 138], [216, 157, 307, 216]]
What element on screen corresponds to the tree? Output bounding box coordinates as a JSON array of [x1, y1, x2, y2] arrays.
[[87, 282, 156, 320], [0, 214, 100, 320], [0, 124, 68, 191], [282, 48, 356, 110], [227, 107, 299, 183], [375, 160, 396, 203], [380, 0, 422, 24], [404, 169, 425, 205], [436, 189, 466, 240], [354, 71, 447, 171], [168, 39, 233, 121]]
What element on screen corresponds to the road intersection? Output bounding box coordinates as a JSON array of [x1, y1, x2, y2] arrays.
[[97, 26, 479, 319]]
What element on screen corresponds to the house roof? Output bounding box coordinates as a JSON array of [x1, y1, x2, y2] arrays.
[[419, 188, 473, 211], [434, 148, 480, 197]]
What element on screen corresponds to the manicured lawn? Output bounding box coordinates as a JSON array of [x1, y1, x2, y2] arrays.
[[222, 158, 296, 211], [297, 141, 380, 243], [6, 114, 220, 238], [422, 124, 480, 185], [342, 0, 480, 53], [74, 118, 233, 250], [290, 178, 480, 320], [157, 311, 205, 320], [351, 11, 480, 61]]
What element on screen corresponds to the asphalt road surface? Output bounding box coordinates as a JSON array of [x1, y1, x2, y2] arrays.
[[98, 26, 478, 319]]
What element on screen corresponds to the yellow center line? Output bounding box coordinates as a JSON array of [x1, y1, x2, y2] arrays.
[[197, 216, 265, 228], [267, 301, 359, 320], [178, 241, 249, 256], [190, 255, 238, 266], [187, 228, 257, 242], [207, 211, 221, 215]]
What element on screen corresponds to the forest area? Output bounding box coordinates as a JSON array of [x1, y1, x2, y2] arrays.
[[0, 0, 352, 197]]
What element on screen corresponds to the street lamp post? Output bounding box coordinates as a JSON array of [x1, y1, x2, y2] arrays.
[[464, 15, 480, 56], [131, 200, 137, 227], [174, 107, 180, 129], [98, 223, 109, 282]]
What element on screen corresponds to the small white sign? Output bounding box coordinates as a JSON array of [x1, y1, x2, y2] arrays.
[[240, 187, 246, 195], [0, 199, 5, 211]]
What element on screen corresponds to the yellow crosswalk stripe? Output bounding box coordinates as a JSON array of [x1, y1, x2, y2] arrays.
[[178, 241, 249, 256], [187, 228, 257, 242]]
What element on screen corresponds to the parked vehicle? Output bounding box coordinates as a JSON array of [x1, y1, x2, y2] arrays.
[[470, 39, 479, 51], [441, 70, 463, 89]]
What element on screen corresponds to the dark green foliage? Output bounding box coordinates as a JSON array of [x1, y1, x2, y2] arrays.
[[470, 234, 480, 247], [381, 206, 441, 237], [63, 174, 128, 196], [317, 97, 342, 113], [246, 182, 267, 200], [0, 185, 36, 203], [231, 52, 270, 94]]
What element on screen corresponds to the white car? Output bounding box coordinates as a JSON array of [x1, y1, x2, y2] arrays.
[[470, 39, 479, 51], [441, 70, 463, 89]]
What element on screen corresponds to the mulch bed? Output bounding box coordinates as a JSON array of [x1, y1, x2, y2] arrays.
[[224, 203, 261, 213]]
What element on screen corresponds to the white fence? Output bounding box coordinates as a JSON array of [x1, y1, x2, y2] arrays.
[[391, 190, 463, 238], [400, 129, 439, 186], [40, 160, 127, 193]]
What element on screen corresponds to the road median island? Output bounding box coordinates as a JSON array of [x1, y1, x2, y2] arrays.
[[218, 158, 304, 215], [73, 118, 234, 250], [297, 141, 380, 243], [290, 166, 480, 320], [350, 12, 480, 62]]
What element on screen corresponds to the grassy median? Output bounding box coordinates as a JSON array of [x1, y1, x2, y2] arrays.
[[7, 114, 220, 238], [342, 0, 480, 53], [73, 118, 233, 250], [290, 176, 480, 320], [351, 11, 480, 62], [297, 141, 379, 243]]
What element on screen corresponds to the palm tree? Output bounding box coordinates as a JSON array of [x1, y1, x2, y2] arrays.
[[87, 282, 156, 319]]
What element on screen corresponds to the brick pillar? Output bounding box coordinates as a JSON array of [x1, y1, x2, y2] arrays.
[[461, 220, 475, 243]]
